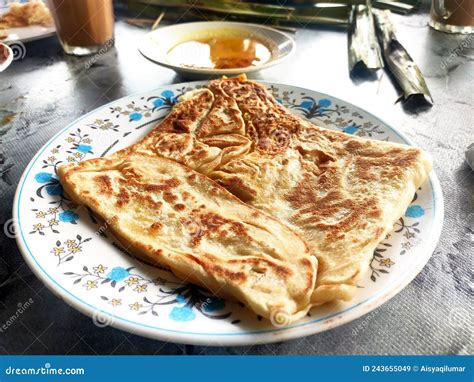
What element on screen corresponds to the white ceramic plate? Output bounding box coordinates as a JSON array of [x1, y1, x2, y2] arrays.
[[13, 82, 443, 346], [1, 24, 55, 43], [138, 22, 295, 79], [0, 42, 13, 71], [0, 6, 55, 43]]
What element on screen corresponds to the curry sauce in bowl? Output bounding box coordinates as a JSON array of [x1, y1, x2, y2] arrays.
[[167, 32, 273, 70], [139, 22, 295, 79]]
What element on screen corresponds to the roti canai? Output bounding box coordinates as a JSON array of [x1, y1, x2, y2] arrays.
[[118, 75, 432, 304], [59, 153, 317, 323], [59, 75, 432, 323]]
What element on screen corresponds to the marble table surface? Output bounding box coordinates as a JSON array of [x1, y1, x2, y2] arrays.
[[0, 4, 472, 355]]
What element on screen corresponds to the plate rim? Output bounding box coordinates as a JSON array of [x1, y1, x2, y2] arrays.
[[138, 21, 296, 76], [0, 42, 13, 71], [0, 16, 57, 44], [0, 9, 56, 43], [3, 29, 56, 43], [12, 81, 444, 346]]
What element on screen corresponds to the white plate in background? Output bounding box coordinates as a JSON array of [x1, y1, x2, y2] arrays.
[[0, 5, 55, 43]]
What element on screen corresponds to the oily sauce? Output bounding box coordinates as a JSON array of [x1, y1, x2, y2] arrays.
[[167, 32, 273, 69]]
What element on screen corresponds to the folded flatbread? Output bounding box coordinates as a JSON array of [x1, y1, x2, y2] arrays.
[[59, 75, 432, 322], [113, 75, 432, 304], [59, 153, 317, 322]]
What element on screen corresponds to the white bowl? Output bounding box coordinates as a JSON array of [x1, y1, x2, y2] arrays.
[[138, 21, 295, 79]]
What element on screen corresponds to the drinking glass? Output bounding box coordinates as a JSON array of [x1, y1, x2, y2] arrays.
[[429, 0, 474, 34], [47, 0, 114, 56]]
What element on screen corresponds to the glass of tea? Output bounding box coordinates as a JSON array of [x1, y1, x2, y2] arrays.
[[47, 0, 114, 56], [429, 0, 474, 34]]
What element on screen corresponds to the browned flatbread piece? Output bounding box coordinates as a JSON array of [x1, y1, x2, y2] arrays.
[[0, 1, 53, 28], [122, 75, 432, 304], [59, 153, 317, 323]]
